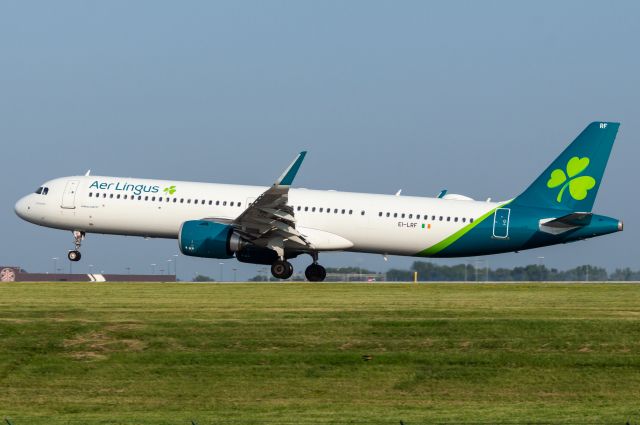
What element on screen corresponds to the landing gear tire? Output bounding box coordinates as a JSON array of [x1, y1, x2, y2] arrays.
[[68, 250, 81, 262], [68, 230, 85, 262], [305, 264, 326, 282], [271, 260, 294, 280]]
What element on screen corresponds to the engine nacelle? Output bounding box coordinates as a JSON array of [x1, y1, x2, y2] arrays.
[[179, 220, 244, 259]]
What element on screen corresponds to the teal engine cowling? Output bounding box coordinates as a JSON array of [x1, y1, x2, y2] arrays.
[[179, 220, 245, 259]]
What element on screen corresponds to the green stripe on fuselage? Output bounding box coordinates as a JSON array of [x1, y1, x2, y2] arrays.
[[417, 201, 511, 256]]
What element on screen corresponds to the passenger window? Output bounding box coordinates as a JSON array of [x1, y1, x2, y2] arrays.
[[439, 216, 443, 221], [145, 196, 149, 201], [341, 209, 346, 214], [334, 208, 338, 213], [208, 200, 212, 205], [432, 215, 436, 220], [327, 208, 330, 213], [470, 218, 474, 223], [223, 201, 226, 206], [312, 207, 316, 212], [416, 214, 420, 219], [297, 206, 301, 211], [216, 201, 220, 206], [180, 199, 184, 203], [305, 207, 309, 211], [117, 194, 121, 199], [89, 192, 93, 198], [447, 217, 450, 222], [393, 213, 398, 218], [138, 195, 142, 200], [110, 194, 114, 199], [173, 198, 177, 203], [361, 211, 365, 216], [230, 201, 234, 206], [187, 199, 192, 204], [238, 202, 241, 207], [454, 217, 458, 222], [462, 218, 466, 223], [349, 210, 353, 215], [153, 196, 157, 201], [319, 208, 323, 212], [401, 213, 405, 218], [123, 194, 127, 200], [166, 197, 170, 202], [408, 214, 413, 219], [378, 212, 382, 217]]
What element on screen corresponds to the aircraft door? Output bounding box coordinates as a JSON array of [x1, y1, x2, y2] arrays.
[[61, 180, 79, 209], [492, 208, 510, 239]]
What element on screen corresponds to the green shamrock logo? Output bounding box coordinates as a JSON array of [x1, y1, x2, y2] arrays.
[[163, 185, 177, 195], [546, 157, 596, 203]]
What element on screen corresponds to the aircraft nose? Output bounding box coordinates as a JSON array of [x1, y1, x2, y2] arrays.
[[14, 196, 31, 220]]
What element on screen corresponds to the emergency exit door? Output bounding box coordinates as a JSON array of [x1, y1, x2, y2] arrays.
[[492, 208, 510, 239]]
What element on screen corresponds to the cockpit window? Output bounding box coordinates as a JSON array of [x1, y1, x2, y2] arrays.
[[43, 187, 49, 195], [35, 187, 43, 194]]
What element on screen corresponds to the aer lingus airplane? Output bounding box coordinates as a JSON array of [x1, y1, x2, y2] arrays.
[[15, 122, 622, 281]]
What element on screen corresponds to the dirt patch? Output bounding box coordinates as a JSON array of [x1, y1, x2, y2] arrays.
[[63, 323, 147, 360]]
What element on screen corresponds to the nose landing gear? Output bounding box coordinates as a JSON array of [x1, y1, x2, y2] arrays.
[[68, 230, 85, 262]]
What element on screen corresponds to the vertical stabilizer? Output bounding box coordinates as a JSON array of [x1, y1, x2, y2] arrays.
[[513, 122, 619, 211]]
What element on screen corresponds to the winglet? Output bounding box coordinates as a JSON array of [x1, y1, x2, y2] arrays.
[[275, 151, 307, 186]]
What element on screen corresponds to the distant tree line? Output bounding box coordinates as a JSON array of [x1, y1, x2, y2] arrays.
[[386, 261, 640, 282]]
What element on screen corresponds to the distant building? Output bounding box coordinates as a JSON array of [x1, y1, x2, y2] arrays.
[[0, 266, 175, 282]]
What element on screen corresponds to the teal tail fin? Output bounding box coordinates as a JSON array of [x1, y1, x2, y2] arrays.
[[513, 122, 619, 211]]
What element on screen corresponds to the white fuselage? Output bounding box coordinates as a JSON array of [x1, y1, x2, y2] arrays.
[[15, 176, 501, 256]]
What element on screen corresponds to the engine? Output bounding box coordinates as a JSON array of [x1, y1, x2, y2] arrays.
[[179, 220, 245, 259]]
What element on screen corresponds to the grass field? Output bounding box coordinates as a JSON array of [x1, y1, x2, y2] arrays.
[[1, 281, 640, 424]]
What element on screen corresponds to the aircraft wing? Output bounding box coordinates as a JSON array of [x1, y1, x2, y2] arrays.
[[230, 152, 311, 251]]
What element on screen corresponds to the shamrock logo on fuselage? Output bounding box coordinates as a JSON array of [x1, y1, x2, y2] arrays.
[[163, 185, 177, 195], [546, 157, 596, 203]]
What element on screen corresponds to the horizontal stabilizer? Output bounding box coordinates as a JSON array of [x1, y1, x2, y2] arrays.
[[539, 212, 592, 234]]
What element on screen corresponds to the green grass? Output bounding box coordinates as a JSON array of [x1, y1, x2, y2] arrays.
[[1, 282, 640, 424]]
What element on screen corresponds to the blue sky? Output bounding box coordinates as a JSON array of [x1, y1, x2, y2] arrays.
[[1, 1, 638, 280]]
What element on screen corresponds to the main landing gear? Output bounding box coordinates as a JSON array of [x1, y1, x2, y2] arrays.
[[269, 252, 327, 282], [67, 230, 85, 262], [271, 260, 294, 280]]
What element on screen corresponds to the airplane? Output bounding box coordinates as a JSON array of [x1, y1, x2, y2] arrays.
[[14, 122, 622, 282]]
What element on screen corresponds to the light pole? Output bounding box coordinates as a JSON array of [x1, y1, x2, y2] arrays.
[[485, 259, 489, 282], [150, 263, 156, 275], [88, 264, 94, 275], [219, 262, 225, 282], [173, 254, 179, 280], [52, 257, 58, 274], [126, 266, 131, 275], [537, 256, 545, 282], [586, 265, 589, 282], [232, 268, 237, 282], [167, 259, 172, 275]]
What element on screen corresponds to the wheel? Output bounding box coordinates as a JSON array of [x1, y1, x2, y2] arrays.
[[305, 264, 326, 282], [271, 260, 293, 279], [67, 250, 81, 262]]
